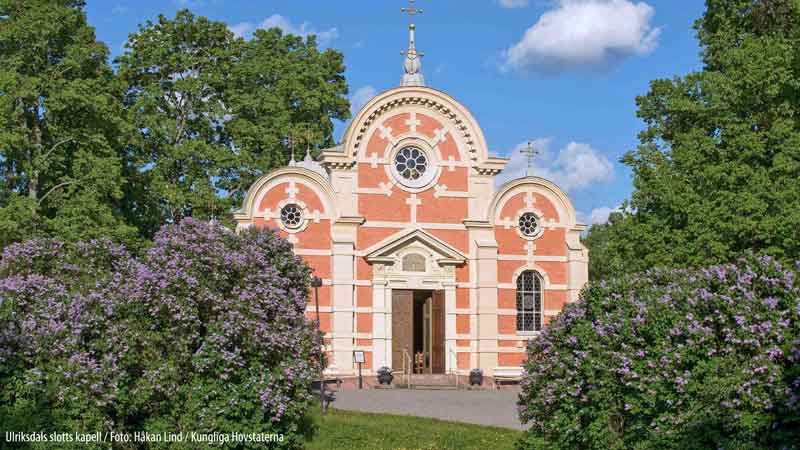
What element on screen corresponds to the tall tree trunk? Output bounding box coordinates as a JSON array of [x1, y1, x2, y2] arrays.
[[29, 108, 41, 201]]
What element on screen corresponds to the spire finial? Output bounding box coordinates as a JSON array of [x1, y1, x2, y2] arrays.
[[287, 135, 297, 166], [520, 141, 539, 177], [401, 0, 425, 87], [303, 128, 313, 162]]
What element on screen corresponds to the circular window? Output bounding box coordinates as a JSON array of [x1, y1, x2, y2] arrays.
[[395, 147, 428, 181], [390, 145, 437, 189], [518, 213, 540, 237], [280, 204, 303, 229]]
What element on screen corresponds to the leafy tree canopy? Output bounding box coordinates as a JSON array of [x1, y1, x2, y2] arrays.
[[0, 5, 350, 248], [585, 0, 800, 279], [116, 10, 350, 237], [0, 0, 138, 248]]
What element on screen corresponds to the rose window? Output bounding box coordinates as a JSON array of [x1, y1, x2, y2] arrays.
[[280, 204, 303, 229], [518, 213, 540, 237], [394, 147, 428, 181]]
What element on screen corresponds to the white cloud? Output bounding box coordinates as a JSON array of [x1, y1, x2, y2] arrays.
[[496, 139, 614, 192], [498, 0, 530, 8], [230, 14, 339, 46], [590, 206, 620, 224], [229, 22, 253, 39], [350, 86, 377, 117], [576, 204, 623, 227], [502, 0, 660, 74]]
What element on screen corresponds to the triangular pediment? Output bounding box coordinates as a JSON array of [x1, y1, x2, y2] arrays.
[[364, 228, 466, 266]]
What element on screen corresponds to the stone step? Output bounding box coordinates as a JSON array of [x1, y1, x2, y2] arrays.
[[407, 374, 459, 390], [411, 385, 459, 390]]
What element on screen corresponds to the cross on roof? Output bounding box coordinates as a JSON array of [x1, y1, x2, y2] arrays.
[[401, 0, 423, 22], [520, 141, 539, 176], [400, 0, 425, 86]]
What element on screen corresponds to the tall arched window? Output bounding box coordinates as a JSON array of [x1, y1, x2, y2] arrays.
[[516, 271, 543, 332]]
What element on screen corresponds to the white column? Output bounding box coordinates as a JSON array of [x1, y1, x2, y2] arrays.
[[567, 230, 589, 302], [372, 279, 388, 369], [476, 240, 499, 375], [331, 240, 355, 375], [385, 286, 393, 368], [444, 281, 457, 373]]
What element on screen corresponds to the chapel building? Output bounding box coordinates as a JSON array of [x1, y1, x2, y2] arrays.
[[234, 10, 588, 383]]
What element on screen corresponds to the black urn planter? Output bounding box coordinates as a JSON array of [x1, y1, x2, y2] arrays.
[[469, 368, 483, 386], [377, 366, 394, 385]]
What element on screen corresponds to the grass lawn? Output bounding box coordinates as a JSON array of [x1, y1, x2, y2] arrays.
[[304, 408, 522, 450]]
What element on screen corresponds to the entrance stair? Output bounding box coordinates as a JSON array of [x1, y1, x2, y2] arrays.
[[398, 373, 459, 390]]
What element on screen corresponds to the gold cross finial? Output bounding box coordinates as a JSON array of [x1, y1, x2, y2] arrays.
[[400, 0, 425, 86], [520, 141, 539, 176], [402, 0, 423, 22]]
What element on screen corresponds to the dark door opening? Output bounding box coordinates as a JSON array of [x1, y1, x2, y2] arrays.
[[392, 289, 445, 374]]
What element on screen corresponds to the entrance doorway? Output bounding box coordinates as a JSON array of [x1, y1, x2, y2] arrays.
[[392, 290, 445, 374]]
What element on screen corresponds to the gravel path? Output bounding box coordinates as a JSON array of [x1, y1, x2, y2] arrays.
[[329, 389, 525, 430]]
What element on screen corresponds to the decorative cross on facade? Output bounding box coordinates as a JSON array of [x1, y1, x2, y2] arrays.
[[520, 141, 539, 177], [406, 193, 422, 223]]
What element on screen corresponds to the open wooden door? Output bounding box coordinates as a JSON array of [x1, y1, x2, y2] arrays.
[[431, 290, 445, 374], [392, 290, 413, 371]]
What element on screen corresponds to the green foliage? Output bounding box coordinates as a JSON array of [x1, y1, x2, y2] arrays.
[[0, 5, 350, 248], [584, 0, 800, 279], [116, 10, 349, 237], [0, 219, 321, 449], [225, 27, 349, 196], [0, 0, 139, 247], [517, 256, 800, 450]]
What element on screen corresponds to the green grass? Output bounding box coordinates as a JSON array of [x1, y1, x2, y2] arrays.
[[304, 408, 522, 450]]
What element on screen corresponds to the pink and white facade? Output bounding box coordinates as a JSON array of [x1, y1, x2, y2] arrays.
[[234, 20, 588, 382]]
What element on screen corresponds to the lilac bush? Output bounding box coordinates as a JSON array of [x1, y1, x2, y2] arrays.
[[0, 218, 321, 449], [517, 256, 800, 450]]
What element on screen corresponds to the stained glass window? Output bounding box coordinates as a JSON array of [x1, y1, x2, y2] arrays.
[[394, 146, 428, 181], [516, 271, 543, 332]]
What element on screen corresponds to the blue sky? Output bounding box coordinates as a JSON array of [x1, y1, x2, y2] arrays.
[[86, 0, 707, 225]]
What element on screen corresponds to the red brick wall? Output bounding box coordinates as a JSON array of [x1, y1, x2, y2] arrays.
[[359, 191, 411, 222]]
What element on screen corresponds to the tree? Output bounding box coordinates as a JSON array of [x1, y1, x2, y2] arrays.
[[584, 0, 800, 279], [224, 27, 349, 201], [0, 0, 138, 247], [116, 11, 349, 237], [581, 211, 631, 281]]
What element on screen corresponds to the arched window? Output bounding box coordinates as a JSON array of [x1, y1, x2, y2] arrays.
[[516, 271, 543, 332]]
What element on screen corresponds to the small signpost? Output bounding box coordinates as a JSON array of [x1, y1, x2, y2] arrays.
[[353, 350, 365, 389]]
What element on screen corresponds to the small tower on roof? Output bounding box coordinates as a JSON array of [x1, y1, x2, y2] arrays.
[[401, 0, 425, 87]]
